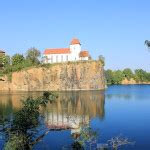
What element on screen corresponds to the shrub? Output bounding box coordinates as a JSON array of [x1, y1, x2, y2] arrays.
[[4, 92, 58, 149], [12, 54, 25, 66], [4, 134, 30, 150], [71, 141, 83, 150]]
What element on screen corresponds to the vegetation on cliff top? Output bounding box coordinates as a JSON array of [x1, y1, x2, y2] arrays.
[[0, 48, 41, 80], [105, 68, 150, 84]]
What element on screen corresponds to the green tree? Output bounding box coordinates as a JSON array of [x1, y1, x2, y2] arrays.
[[145, 72, 150, 82], [123, 68, 133, 80], [134, 69, 147, 82], [105, 69, 114, 84], [98, 55, 105, 66], [26, 47, 41, 65], [113, 70, 124, 84], [0, 55, 10, 67], [74, 125, 97, 149], [12, 54, 24, 66]]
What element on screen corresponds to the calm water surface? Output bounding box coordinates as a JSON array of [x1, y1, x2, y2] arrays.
[[0, 85, 150, 150]]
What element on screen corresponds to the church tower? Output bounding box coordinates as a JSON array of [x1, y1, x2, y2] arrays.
[[70, 38, 81, 60]]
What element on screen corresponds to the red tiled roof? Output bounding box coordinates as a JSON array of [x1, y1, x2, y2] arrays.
[[70, 38, 81, 45], [79, 51, 89, 57], [44, 48, 71, 54]]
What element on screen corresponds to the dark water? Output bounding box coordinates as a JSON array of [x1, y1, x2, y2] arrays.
[[0, 85, 150, 150]]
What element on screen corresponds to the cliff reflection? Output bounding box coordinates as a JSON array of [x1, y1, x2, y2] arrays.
[[0, 92, 43, 122], [0, 91, 105, 126]]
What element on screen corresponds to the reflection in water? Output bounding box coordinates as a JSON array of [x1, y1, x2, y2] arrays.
[[0, 92, 43, 123], [106, 94, 132, 100], [0, 90, 105, 149], [43, 91, 105, 139], [0, 91, 105, 126]]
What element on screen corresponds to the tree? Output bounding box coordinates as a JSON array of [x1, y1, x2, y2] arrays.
[[0, 55, 10, 67], [144, 40, 150, 49], [12, 54, 24, 66], [113, 70, 124, 84], [134, 69, 147, 82], [105, 69, 114, 85], [107, 135, 135, 150], [26, 47, 41, 65], [105, 69, 125, 84], [123, 68, 133, 80], [73, 125, 97, 149], [98, 55, 105, 66], [145, 72, 150, 82]]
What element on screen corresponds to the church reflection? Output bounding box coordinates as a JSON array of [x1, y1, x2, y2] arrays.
[[44, 90, 105, 131]]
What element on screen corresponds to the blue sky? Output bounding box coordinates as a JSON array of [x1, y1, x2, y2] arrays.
[[0, 0, 150, 71]]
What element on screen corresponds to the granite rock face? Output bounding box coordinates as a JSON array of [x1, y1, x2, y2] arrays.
[[0, 61, 106, 91]]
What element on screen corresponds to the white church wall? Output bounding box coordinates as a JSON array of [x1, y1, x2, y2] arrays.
[[80, 57, 89, 61], [70, 44, 81, 61], [44, 53, 71, 63]]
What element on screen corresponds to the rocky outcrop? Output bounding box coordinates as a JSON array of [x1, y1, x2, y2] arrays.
[[121, 78, 137, 84], [121, 78, 150, 84], [0, 61, 105, 91]]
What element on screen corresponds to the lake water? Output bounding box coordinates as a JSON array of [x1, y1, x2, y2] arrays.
[[0, 85, 150, 150]]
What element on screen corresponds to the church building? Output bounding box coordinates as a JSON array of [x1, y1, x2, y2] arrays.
[[43, 38, 90, 63]]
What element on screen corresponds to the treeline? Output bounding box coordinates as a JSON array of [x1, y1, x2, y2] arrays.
[[105, 68, 150, 84], [0, 48, 42, 79]]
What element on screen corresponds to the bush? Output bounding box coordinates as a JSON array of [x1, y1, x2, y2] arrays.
[[0, 55, 10, 67], [12, 54, 24, 66], [71, 141, 83, 150], [4, 134, 30, 150], [4, 92, 58, 149]]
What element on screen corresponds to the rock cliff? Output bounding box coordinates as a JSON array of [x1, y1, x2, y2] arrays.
[[0, 61, 105, 91], [121, 78, 150, 85]]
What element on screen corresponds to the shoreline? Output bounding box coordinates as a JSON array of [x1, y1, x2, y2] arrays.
[[107, 83, 150, 86], [0, 88, 106, 92]]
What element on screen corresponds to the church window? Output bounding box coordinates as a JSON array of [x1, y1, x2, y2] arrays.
[[51, 55, 53, 63], [66, 55, 68, 61], [56, 55, 58, 62], [61, 55, 63, 62]]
